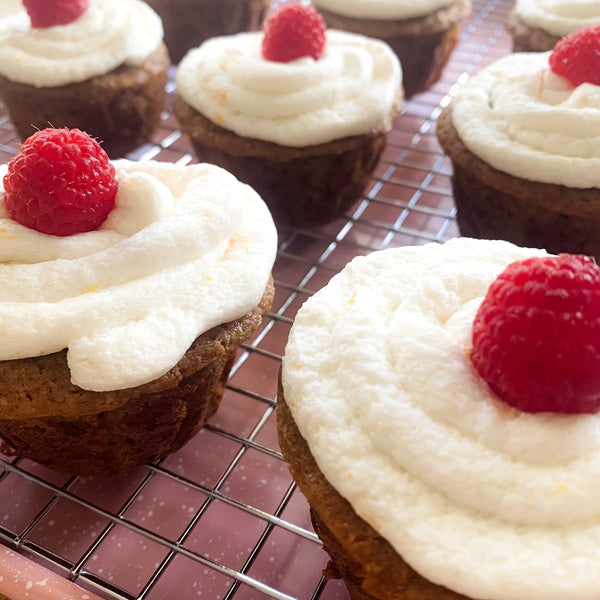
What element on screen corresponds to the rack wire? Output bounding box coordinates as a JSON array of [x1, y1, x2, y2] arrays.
[[0, 1, 513, 598]]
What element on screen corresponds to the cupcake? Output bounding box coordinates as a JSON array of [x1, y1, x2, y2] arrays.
[[279, 236, 600, 600], [0, 0, 169, 158], [436, 26, 600, 258], [311, 0, 472, 98], [506, 0, 600, 51], [0, 127, 277, 476], [143, 0, 268, 64], [174, 3, 402, 229]]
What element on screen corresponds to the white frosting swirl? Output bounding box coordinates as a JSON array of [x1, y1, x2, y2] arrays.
[[0, 0, 21, 19], [451, 51, 600, 188], [282, 238, 600, 600], [175, 30, 401, 147], [515, 0, 600, 36], [312, 0, 456, 19], [0, 0, 163, 87], [0, 160, 277, 392]]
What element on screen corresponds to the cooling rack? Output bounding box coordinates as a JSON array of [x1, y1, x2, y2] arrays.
[[0, 1, 513, 598]]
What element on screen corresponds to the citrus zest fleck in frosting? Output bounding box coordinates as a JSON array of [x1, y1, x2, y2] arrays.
[[0, 0, 163, 87], [312, 0, 457, 19], [514, 0, 600, 37], [451, 51, 600, 188], [282, 238, 600, 600], [175, 30, 401, 147], [0, 160, 277, 392]]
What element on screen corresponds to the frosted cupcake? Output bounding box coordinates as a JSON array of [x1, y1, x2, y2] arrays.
[[144, 0, 268, 64], [279, 237, 600, 599], [312, 0, 471, 98], [436, 26, 600, 258], [506, 0, 600, 51], [0, 127, 277, 475], [174, 4, 402, 228], [0, 0, 169, 158]]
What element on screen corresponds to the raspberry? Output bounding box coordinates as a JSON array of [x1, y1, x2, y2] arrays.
[[23, 0, 89, 28], [549, 25, 600, 87], [262, 4, 326, 63], [471, 254, 600, 414], [3, 128, 117, 237]]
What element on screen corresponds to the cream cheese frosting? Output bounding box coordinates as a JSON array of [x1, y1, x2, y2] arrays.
[[282, 237, 600, 600], [514, 0, 600, 37], [0, 0, 163, 87], [451, 51, 600, 188], [0, 0, 21, 19], [0, 160, 277, 392], [175, 30, 401, 147], [312, 0, 457, 20]]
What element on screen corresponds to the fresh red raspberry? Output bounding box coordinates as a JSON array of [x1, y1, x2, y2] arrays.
[[3, 128, 117, 237], [23, 0, 89, 28], [262, 3, 326, 63], [471, 254, 600, 414], [549, 25, 600, 87]]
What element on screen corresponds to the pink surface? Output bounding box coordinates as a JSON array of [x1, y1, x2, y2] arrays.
[[0, 1, 514, 598], [0, 544, 103, 600]]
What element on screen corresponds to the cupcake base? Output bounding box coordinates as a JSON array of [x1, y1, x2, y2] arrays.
[[0, 278, 274, 476], [174, 97, 399, 228], [276, 376, 468, 600], [504, 10, 560, 52], [436, 104, 600, 258], [0, 44, 170, 158], [144, 0, 268, 64], [316, 0, 471, 98]]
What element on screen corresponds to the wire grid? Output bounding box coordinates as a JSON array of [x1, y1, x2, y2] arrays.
[[0, 1, 513, 598]]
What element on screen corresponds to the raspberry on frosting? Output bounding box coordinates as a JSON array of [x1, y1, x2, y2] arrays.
[[262, 3, 326, 63], [549, 25, 600, 87], [471, 254, 600, 414], [3, 128, 118, 237], [23, 0, 89, 28]]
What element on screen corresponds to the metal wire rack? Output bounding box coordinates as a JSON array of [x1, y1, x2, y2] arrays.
[[0, 1, 513, 598]]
